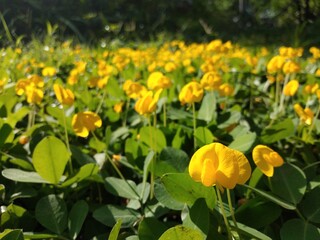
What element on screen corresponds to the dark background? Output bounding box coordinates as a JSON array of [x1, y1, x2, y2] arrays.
[[1, 0, 320, 46]]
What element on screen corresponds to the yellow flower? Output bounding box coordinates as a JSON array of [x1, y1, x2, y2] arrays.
[[134, 89, 162, 115], [88, 76, 109, 89], [189, 143, 251, 189], [53, 83, 75, 106], [42, 66, 57, 77], [282, 60, 300, 74], [113, 102, 124, 113], [179, 81, 204, 105], [25, 85, 44, 104], [267, 56, 285, 74], [303, 83, 319, 95], [164, 62, 177, 73], [283, 80, 299, 96], [72, 111, 102, 138], [218, 83, 234, 97], [252, 145, 284, 177], [147, 71, 172, 91], [123, 80, 147, 99], [0, 78, 6, 91], [294, 103, 314, 125], [15, 75, 44, 104], [200, 71, 222, 91]]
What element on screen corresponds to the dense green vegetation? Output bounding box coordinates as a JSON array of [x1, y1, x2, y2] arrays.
[[1, 0, 320, 46]]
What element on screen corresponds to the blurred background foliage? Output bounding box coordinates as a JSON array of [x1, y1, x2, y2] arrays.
[[1, 0, 320, 47]]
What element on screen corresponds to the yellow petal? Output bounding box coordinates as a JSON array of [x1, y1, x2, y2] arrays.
[[201, 158, 217, 187], [189, 143, 218, 183], [215, 145, 239, 189], [234, 150, 251, 184], [252, 145, 275, 177]]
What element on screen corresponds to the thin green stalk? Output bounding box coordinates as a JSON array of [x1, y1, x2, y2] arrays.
[[27, 104, 36, 131], [105, 152, 140, 198], [163, 101, 167, 127], [95, 87, 107, 114], [278, 74, 290, 114], [62, 106, 73, 174], [123, 99, 130, 127], [274, 74, 281, 111], [192, 102, 197, 150], [0, 12, 13, 43], [216, 186, 232, 240], [148, 115, 156, 199], [227, 189, 239, 230]]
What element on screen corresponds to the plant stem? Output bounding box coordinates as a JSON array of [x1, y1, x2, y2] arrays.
[[95, 87, 107, 114], [216, 186, 232, 240], [62, 106, 73, 175], [163, 100, 167, 127], [278, 73, 290, 114], [148, 115, 155, 199], [192, 102, 197, 150], [227, 189, 239, 229]]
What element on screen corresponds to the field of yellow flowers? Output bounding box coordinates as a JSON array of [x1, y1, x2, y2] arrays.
[[1, 38, 320, 240]]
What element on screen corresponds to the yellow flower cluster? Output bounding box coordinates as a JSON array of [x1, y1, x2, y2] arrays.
[[15, 75, 44, 104], [189, 143, 284, 189]]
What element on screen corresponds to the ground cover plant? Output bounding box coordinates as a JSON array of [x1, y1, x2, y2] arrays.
[[1, 36, 320, 240]]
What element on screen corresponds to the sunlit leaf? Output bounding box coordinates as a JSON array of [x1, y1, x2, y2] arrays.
[[32, 136, 70, 184]]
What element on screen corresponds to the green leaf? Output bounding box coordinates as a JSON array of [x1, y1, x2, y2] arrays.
[[10, 186, 37, 201], [171, 127, 185, 149], [197, 92, 216, 123], [46, 106, 65, 126], [0, 229, 23, 240], [183, 198, 209, 239], [158, 147, 189, 173], [138, 217, 168, 240], [261, 118, 295, 143], [140, 126, 167, 152], [104, 177, 139, 200], [108, 219, 122, 240], [154, 180, 185, 210], [32, 136, 70, 184], [2, 168, 50, 183], [228, 132, 256, 152], [270, 163, 307, 205], [159, 225, 203, 240], [194, 127, 215, 147], [141, 151, 155, 201], [229, 221, 272, 240], [217, 110, 241, 129], [301, 186, 320, 223], [280, 219, 320, 240], [93, 205, 141, 228], [235, 197, 282, 229], [68, 200, 89, 240], [246, 167, 263, 198], [89, 137, 106, 152], [161, 173, 216, 210], [110, 127, 130, 144], [0, 203, 29, 229], [23, 232, 61, 239], [61, 163, 99, 187], [241, 184, 296, 210], [35, 195, 68, 234], [0, 123, 12, 148], [8, 158, 34, 171], [167, 108, 193, 120]]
